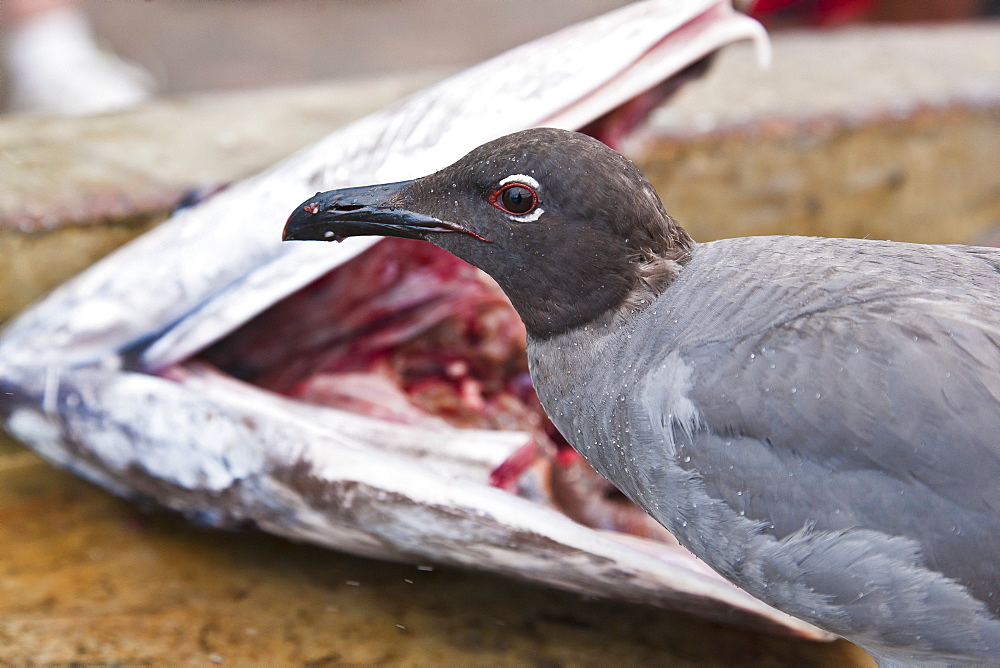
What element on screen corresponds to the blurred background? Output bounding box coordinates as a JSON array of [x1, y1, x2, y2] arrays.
[[1, 1, 998, 665], [1, 0, 998, 114]]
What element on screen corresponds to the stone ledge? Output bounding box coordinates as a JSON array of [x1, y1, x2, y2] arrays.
[[633, 23, 1000, 138], [627, 22, 1000, 245]]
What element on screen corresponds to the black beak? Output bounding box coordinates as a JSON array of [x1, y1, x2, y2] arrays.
[[283, 179, 488, 243]]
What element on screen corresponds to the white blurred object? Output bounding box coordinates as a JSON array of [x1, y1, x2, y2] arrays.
[[3, 5, 155, 115]]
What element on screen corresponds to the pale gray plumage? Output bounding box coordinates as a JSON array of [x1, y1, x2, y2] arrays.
[[530, 235, 1000, 664], [284, 128, 1000, 664]]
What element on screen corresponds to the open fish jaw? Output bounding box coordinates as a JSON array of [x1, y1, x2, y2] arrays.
[[0, 0, 817, 639], [0, 0, 767, 371], [198, 237, 674, 538]]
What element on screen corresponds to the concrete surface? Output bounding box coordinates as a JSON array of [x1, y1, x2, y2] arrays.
[[629, 24, 1000, 243]]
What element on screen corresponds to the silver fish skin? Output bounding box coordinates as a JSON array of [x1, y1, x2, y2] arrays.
[[0, 0, 819, 639]]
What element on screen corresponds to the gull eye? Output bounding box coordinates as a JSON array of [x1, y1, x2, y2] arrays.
[[490, 183, 538, 216]]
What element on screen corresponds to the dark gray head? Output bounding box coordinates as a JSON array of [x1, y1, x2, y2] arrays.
[[284, 128, 693, 339]]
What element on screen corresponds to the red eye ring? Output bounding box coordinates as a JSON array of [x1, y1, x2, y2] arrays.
[[489, 183, 539, 216]]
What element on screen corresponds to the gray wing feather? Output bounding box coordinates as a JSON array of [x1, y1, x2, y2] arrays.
[[639, 237, 1000, 614]]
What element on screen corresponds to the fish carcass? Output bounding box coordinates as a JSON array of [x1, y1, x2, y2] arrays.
[[0, 0, 824, 638]]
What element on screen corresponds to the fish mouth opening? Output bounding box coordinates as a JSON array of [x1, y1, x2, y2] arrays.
[[192, 236, 675, 544], [169, 86, 710, 544], [186, 103, 699, 544]]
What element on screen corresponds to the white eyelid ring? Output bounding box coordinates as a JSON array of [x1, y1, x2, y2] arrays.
[[497, 174, 544, 221], [513, 207, 544, 222], [500, 173, 540, 189]]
